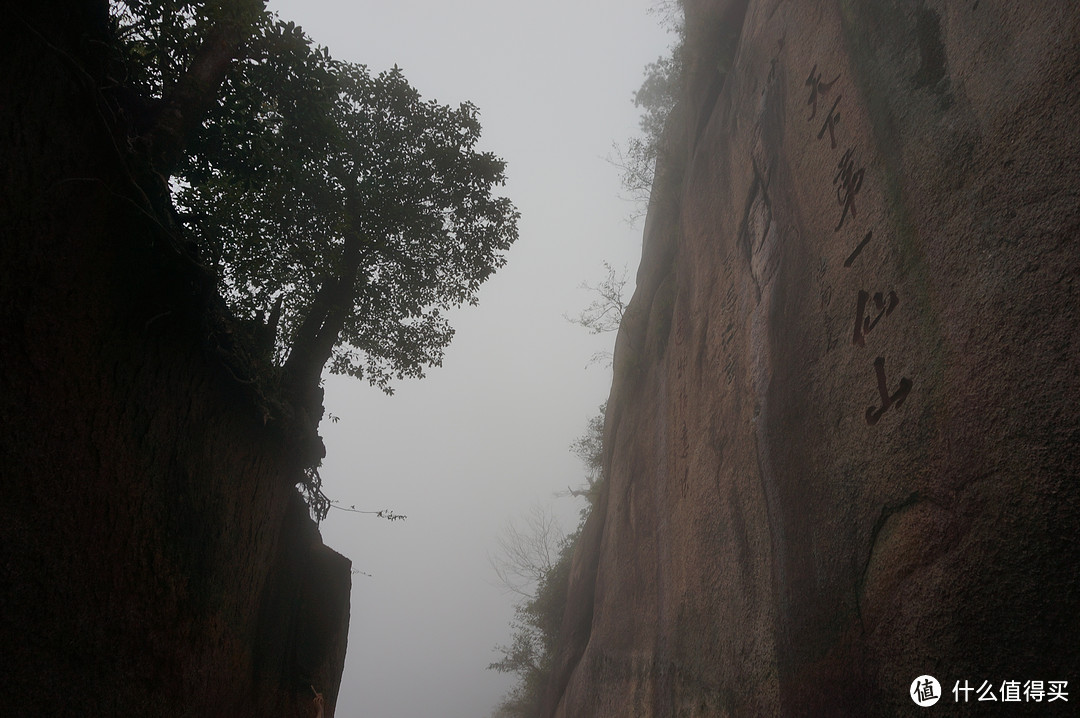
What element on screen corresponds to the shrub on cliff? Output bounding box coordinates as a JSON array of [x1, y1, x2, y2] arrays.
[[489, 523, 579, 718], [612, 0, 685, 217], [489, 406, 605, 717]]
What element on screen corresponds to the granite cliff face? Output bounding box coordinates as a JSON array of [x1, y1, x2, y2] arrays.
[[1, 6, 349, 716], [546, 1, 1080, 715]]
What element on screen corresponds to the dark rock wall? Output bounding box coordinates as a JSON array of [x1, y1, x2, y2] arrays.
[[547, 1, 1080, 715], [0, 6, 349, 716]]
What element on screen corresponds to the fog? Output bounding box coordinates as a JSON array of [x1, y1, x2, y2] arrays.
[[263, 1, 673, 716]]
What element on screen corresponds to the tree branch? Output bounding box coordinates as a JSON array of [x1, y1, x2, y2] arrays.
[[148, 0, 265, 177], [284, 226, 365, 389]]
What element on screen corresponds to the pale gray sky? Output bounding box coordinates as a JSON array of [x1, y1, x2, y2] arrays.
[[265, 1, 675, 715]]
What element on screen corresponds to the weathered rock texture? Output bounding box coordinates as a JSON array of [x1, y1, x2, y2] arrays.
[[546, 1, 1080, 715], [0, 5, 349, 716]]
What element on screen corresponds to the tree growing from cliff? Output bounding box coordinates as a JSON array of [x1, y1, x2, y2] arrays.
[[611, 0, 685, 218], [491, 504, 565, 599], [567, 402, 606, 502], [489, 521, 579, 718], [489, 404, 606, 716], [565, 263, 628, 336], [565, 263, 628, 368], [108, 0, 519, 393]]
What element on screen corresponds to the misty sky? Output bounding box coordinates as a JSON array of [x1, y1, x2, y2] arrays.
[[265, 1, 675, 715]]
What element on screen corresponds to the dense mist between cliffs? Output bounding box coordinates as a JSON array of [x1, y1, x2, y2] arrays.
[[259, 1, 679, 716]]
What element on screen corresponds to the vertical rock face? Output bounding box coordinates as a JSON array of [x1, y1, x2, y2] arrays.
[[0, 7, 350, 717], [547, 1, 1080, 715]]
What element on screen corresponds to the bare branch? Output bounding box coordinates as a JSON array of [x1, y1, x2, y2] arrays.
[[328, 502, 407, 521], [564, 262, 629, 335], [489, 504, 565, 598]]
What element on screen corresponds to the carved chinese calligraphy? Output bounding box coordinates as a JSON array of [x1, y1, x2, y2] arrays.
[[852, 290, 898, 346], [833, 148, 864, 231], [843, 230, 873, 268], [818, 96, 842, 149], [802, 62, 914, 425], [865, 356, 913, 425], [805, 64, 840, 120]]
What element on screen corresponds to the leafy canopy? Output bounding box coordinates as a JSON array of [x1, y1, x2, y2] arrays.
[[110, 1, 519, 392]]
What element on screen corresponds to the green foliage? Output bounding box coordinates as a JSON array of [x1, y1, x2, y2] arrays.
[[109, 1, 519, 393], [612, 1, 685, 216], [569, 403, 606, 499], [108, 0, 203, 96], [634, 52, 683, 148]]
